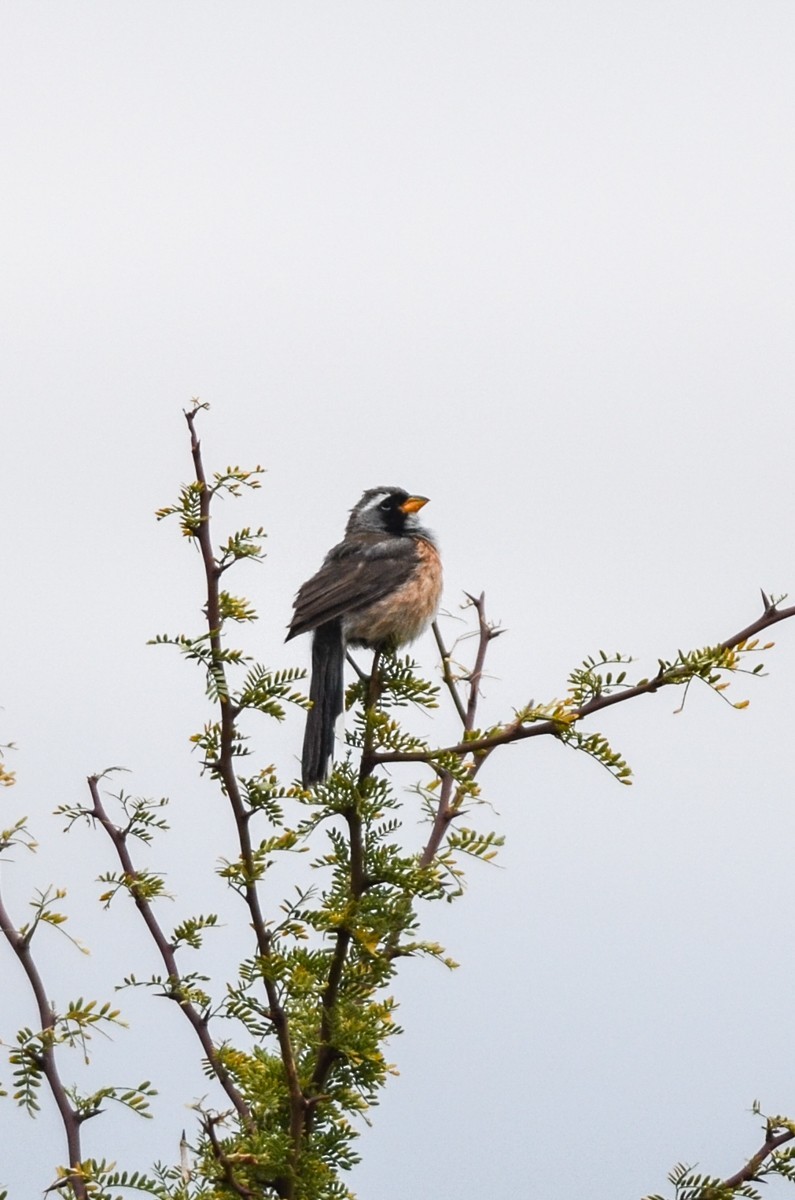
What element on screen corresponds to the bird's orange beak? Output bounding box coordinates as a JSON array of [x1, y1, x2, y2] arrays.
[[399, 495, 429, 514]]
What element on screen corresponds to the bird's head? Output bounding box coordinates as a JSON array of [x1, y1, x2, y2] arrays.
[[346, 486, 430, 537]]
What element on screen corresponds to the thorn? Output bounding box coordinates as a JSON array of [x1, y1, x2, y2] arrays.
[[760, 587, 771, 611]]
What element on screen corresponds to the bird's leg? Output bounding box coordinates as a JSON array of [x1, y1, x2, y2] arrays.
[[345, 650, 367, 681]]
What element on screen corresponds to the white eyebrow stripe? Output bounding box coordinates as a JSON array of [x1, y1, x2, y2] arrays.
[[361, 491, 392, 511]]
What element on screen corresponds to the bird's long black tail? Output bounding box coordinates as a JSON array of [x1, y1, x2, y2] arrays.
[[302, 621, 344, 786]]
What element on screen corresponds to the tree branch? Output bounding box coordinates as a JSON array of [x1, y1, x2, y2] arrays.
[[463, 592, 496, 728], [204, 1111, 257, 1200], [718, 1124, 795, 1193], [0, 890, 87, 1200], [421, 594, 500, 866], [86, 774, 254, 1133], [431, 619, 467, 724], [183, 407, 306, 1162], [378, 597, 795, 767]]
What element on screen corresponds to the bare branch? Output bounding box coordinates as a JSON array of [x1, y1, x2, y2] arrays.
[[421, 594, 499, 866], [431, 619, 467, 724], [463, 592, 498, 729]]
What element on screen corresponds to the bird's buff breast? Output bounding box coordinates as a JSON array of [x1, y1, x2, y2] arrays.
[[344, 538, 443, 648]]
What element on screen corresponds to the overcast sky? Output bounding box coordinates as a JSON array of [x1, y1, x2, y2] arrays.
[[2, 3, 795, 1197]]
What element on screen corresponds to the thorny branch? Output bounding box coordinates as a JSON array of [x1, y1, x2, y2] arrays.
[[431, 619, 467, 725], [718, 1121, 795, 1193], [0, 891, 88, 1200], [421, 595, 501, 866]]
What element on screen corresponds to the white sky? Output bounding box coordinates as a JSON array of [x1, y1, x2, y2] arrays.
[[2, 3, 795, 1196]]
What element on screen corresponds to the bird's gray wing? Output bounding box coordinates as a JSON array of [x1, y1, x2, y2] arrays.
[[286, 538, 418, 639]]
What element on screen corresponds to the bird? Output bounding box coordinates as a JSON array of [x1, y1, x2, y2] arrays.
[[287, 486, 443, 786]]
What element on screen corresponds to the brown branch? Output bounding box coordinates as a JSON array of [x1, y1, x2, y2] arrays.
[[418, 773, 457, 869], [204, 1112, 257, 1200], [184, 409, 273, 956], [183, 407, 306, 1162], [0, 890, 88, 1200], [431, 619, 467, 724], [309, 927, 350, 1101], [377, 597, 795, 767], [719, 590, 793, 650], [464, 592, 496, 728], [719, 1124, 795, 1191], [87, 774, 254, 1132], [421, 594, 500, 866]]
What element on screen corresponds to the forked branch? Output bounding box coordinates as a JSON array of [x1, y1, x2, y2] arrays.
[[421, 594, 501, 866]]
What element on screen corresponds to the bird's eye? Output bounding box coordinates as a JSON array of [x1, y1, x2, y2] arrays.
[[379, 498, 392, 511]]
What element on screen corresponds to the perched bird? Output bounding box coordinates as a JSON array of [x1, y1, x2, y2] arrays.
[[287, 486, 443, 786]]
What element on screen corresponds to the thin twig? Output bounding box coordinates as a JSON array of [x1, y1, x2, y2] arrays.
[[431, 619, 467, 724]]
